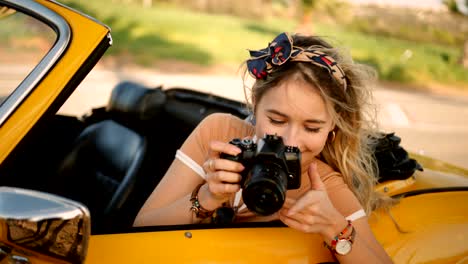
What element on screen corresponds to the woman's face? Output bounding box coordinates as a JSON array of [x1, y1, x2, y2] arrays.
[[254, 78, 334, 166]]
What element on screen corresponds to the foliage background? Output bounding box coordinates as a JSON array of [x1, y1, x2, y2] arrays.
[[51, 0, 468, 91]]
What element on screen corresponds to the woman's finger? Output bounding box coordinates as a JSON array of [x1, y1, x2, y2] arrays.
[[279, 212, 318, 233], [215, 158, 245, 172], [203, 159, 215, 172], [208, 182, 240, 195], [283, 197, 297, 208], [287, 191, 321, 216], [279, 209, 327, 232], [308, 162, 326, 191], [203, 158, 244, 175], [208, 171, 242, 184], [208, 140, 241, 158]]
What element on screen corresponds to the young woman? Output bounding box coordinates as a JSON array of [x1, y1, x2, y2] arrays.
[[134, 32, 393, 263]]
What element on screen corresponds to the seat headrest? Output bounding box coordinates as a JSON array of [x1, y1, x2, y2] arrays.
[[107, 81, 167, 120]]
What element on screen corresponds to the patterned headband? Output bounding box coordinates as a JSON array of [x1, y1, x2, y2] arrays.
[[246, 32, 347, 91]]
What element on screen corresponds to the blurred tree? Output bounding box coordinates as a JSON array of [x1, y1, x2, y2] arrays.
[[462, 41, 468, 68], [444, 0, 468, 15], [444, 0, 468, 68], [294, 0, 351, 35], [166, 0, 272, 19], [271, 0, 297, 19], [296, 0, 317, 34]]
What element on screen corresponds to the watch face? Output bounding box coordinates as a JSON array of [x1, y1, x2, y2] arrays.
[[335, 239, 352, 255]]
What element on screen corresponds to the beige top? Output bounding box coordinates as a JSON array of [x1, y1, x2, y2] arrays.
[[176, 113, 364, 222]]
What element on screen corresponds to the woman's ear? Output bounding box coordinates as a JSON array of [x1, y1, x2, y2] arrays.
[[329, 120, 336, 133]]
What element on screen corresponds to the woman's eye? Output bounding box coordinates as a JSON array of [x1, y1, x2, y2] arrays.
[[268, 118, 285, 125], [305, 127, 320, 133]]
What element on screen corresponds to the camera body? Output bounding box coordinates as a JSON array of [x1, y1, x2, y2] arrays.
[[220, 134, 301, 216]]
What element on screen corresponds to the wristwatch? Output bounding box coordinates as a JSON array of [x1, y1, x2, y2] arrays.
[[324, 226, 356, 255], [335, 231, 354, 255]]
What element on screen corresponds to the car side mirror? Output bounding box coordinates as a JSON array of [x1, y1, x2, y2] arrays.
[[0, 187, 90, 264]]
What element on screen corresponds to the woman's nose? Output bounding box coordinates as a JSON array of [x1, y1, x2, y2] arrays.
[[282, 128, 301, 149]]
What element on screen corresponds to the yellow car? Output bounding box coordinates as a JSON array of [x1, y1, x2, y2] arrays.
[[0, 0, 467, 263]]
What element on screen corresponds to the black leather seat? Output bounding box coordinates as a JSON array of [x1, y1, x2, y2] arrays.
[[54, 120, 146, 233], [106, 81, 167, 134]]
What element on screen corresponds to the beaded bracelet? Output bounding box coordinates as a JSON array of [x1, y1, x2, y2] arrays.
[[337, 220, 352, 237], [190, 183, 215, 219]]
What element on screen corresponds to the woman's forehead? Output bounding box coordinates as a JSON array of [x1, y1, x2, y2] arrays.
[[258, 80, 330, 120]]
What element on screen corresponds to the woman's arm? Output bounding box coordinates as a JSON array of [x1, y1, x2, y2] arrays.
[[333, 216, 393, 263], [133, 141, 244, 226], [133, 159, 206, 226], [279, 163, 393, 263]]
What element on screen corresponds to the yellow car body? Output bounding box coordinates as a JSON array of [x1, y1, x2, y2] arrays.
[[0, 0, 110, 164], [0, 1, 467, 263]]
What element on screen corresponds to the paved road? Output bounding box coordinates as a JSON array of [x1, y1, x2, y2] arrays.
[[2, 63, 468, 169]]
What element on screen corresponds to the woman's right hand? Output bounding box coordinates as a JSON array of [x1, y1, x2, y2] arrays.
[[200, 140, 245, 204]]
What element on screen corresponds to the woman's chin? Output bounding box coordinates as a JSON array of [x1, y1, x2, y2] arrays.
[[299, 152, 319, 172]]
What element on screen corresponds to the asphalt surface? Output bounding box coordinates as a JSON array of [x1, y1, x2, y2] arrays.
[[2, 63, 468, 169]]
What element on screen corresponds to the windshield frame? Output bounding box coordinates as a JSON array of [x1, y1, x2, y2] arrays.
[[0, 0, 71, 126]]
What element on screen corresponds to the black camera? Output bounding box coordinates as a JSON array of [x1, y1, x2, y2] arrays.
[[220, 134, 301, 216]]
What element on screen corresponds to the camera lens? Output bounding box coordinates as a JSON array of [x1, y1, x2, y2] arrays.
[[242, 164, 287, 216]]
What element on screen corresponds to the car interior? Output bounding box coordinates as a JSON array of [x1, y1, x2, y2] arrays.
[[0, 81, 250, 234]]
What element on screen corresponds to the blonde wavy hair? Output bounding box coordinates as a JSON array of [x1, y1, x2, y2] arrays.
[[242, 33, 393, 214]]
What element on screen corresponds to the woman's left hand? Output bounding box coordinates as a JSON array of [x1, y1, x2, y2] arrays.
[[278, 162, 348, 240]]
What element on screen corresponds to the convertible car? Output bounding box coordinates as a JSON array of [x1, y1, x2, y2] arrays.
[[1, 0, 467, 263]]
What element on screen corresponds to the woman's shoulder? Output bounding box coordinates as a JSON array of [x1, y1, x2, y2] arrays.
[[200, 113, 253, 131], [201, 112, 243, 124], [314, 159, 364, 214], [198, 113, 254, 140], [315, 158, 340, 179]]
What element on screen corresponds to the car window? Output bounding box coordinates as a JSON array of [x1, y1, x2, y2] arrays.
[[0, 6, 55, 106]]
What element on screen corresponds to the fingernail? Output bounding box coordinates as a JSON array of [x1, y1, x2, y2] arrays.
[[287, 210, 295, 216]]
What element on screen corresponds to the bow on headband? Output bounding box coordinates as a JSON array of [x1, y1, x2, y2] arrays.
[[246, 32, 347, 91]]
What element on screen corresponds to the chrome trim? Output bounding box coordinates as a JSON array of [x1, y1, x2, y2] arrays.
[[0, 0, 71, 125], [0, 187, 91, 264], [8, 255, 31, 264], [0, 186, 90, 223]]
